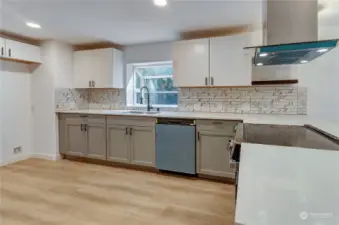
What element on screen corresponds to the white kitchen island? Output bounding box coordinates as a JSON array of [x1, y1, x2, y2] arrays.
[[235, 142, 339, 225]]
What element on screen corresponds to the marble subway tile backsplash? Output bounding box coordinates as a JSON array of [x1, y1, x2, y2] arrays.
[[88, 89, 126, 110], [56, 88, 89, 110], [178, 86, 307, 115], [56, 85, 307, 115], [56, 88, 126, 110]]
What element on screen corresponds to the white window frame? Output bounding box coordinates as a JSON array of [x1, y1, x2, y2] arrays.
[[126, 61, 178, 108]]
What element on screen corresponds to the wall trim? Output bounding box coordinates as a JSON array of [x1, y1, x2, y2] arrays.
[[73, 41, 124, 51], [180, 25, 250, 40], [32, 153, 61, 161]]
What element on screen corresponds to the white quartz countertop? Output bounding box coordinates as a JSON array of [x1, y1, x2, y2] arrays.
[[56, 109, 339, 138]]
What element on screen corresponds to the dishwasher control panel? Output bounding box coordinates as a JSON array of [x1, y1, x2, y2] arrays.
[[157, 118, 196, 126]]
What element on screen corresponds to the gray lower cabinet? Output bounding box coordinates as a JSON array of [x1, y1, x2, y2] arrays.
[[87, 122, 106, 160], [106, 125, 156, 167], [107, 125, 129, 163], [106, 116, 156, 167], [130, 126, 155, 167], [60, 115, 106, 159], [197, 130, 235, 178], [65, 118, 87, 157]]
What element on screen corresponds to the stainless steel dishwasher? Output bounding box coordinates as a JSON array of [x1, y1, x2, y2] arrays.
[[155, 118, 196, 175]]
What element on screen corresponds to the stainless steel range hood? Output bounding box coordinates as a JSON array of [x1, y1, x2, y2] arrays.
[[245, 0, 338, 66]]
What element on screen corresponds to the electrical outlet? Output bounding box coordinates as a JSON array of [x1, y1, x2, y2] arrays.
[[13, 146, 22, 154]]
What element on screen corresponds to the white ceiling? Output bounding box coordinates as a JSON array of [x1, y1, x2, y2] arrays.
[[1, 0, 339, 45], [1, 0, 265, 45]]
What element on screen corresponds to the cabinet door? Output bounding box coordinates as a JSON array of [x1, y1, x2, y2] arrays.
[[73, 50, 93, 88], [92, 48, 113, 88], [0, 38, 5, 58], [130, 126, 155, 167], [173, 39, 210, 87], [87, 123, 106, 160], [65, 118, 87, 157], [197, 130, 235, 178], [5, 39, 41, 63], [210, 34, 252, 86], [107, 125, 129, 163]]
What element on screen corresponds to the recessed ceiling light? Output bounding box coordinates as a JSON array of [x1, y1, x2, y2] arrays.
[[259, 53, 268, 57], [300, 60, 308, 64], [153, 0, 167, 7], [256, 63, 264, 66], [26, 22, 41, 29], [317, 48, 328, 53]]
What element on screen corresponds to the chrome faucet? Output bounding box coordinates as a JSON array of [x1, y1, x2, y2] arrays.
[[140, 86, 152, 112]]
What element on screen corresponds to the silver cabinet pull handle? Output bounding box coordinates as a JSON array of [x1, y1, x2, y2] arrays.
[[93, 80, 96, 87], [1, 47, 3, 56], [211, 77, 214, 86], [8, 48, 11, 57], [205, 77, 208, 85], [81, 124, 83, 131]]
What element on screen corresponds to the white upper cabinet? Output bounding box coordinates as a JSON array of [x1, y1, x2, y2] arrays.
[[5, 39, 41, 63], [173, 33, 252, 87], [173, 38, 209, 87], [210, 33, 252, 86], [73, 48, 124, 88], [73, 50, 93, 88], [0, 38, 5, 57]]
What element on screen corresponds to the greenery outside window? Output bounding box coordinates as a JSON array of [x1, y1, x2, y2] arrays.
[[126, 62, 178, 107]]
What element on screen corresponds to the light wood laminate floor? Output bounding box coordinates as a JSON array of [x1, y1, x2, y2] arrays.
[[0, 159, 235, 225]]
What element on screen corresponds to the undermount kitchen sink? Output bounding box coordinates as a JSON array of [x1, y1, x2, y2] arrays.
[[124, 111, 159, 115]]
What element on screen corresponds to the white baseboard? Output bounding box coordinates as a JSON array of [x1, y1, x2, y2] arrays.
[[0, 154, 32, 167], [32, 153, 61, 161]]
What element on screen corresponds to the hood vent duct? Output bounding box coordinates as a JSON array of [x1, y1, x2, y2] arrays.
[[245, 0, 338, 66]]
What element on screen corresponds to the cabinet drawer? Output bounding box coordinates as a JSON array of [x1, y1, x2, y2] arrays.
[[87, 115, 106, 124], [197, 120, 240, 135], [107, 116, 156, 127], [59, 114, 105, 124], [59, 113, 84, 120]]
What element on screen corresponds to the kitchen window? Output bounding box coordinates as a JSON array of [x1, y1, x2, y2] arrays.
[[126, 62, 178, 107]]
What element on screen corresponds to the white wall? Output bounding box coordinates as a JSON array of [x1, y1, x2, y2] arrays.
[[0, 61, 33, 165], [299, 45, 339, 122], [53, 43, 74, 88], [297, 25, 339, 122], [32, 41, 73, 159], [319, 25, 339, 40], [124, 42, 172, 64]]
